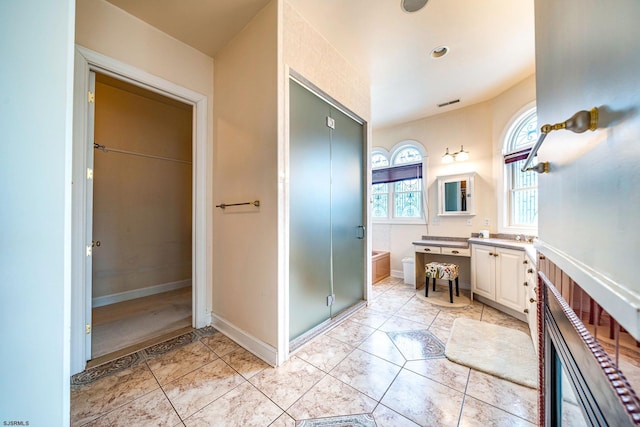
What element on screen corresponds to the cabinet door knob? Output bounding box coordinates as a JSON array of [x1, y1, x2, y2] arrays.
[[452, 250, 459, 254], [523, 281, 528, 287], [523, 260, 528, 264], [530, 298, 537, 303], [424, 248, 431, 252], [524, 308, 529, 314], [488, 252, 494, 256], [494, 253, 499, 257], [527, 268, 534, 273]]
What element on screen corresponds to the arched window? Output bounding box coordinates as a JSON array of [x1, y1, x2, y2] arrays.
[[371, 143, 424, 220], [371, 150, 390, 218], [504, 107, 538, 229], [391, 146, 422, 218]]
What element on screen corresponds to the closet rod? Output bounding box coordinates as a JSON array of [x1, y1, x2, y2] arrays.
[[94, 143, 192, 165]]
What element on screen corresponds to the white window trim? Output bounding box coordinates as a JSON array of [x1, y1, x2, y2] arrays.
[[498, 101, 539, 236], [371, 140, 428, 225]]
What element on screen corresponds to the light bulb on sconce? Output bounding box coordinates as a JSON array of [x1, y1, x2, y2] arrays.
[[442, 148, 454, 163], [442, 145, 469, 163]]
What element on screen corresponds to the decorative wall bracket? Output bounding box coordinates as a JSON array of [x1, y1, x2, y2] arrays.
[[521, 107, 599, 173]]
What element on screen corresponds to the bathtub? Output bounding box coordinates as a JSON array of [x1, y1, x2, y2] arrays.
[[372, 250, 390, 284]]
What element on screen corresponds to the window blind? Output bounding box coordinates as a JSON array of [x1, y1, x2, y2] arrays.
[[372, 163, 422, 184]]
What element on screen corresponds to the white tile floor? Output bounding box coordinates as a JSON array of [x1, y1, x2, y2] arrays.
[[71, 277, 539, 426]]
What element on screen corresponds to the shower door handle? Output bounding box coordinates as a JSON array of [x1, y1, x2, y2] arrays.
[[356, 225, 366, 239]]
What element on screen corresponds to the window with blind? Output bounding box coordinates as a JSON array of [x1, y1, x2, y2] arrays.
[[504, 107, 538, 228], [371, 144, 424, 220]]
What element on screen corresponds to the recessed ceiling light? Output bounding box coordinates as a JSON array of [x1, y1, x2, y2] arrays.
[[431, 46, 449, 59], [401, 0, 429, 13]]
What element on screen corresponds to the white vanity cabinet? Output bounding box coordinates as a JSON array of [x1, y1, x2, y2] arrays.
[[524, 252, 538, 354], [471, 244, 525, 313]]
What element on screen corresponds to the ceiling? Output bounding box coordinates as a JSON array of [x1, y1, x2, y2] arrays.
[[106, 0, 536, 129]]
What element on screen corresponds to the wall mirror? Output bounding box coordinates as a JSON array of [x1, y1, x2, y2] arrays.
[[437, 173, 475, 216]]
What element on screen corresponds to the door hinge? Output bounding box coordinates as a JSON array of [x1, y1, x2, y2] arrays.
[[87, 168, 93, 180], [326, 116, 335, 129], [326, 294, 335, 306], [88, 91, 95, 103], [85, 323, 91, 334], [86, 245, 92, 256]]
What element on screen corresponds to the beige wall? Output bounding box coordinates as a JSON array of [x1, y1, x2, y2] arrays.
[[75, 0, 214, 99], [373, 74, 536, 274], [212, 1, 279, 347], [283, 2, 370, 122], [536, 0, 640, 338], [93, 78, 192, 298]]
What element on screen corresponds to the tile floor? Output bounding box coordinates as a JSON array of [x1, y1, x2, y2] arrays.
[[70, 277, 538, 426]]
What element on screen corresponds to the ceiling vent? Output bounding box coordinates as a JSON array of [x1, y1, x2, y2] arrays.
[[401, 0, 429, 13], [437, 99, 460, 108]]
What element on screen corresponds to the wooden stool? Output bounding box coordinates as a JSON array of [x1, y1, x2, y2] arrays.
[[425, 262, 459, 303]]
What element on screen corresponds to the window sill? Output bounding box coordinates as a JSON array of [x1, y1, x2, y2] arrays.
[[372, 219, 427, 226]]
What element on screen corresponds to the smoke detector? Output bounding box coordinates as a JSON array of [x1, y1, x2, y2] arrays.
[[401, 0, 429, 13]]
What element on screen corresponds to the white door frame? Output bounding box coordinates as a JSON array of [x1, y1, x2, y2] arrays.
[[70, 45, 210, 374]]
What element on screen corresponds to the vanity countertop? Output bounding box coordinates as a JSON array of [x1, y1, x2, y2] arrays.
[[413, 239, 469, 249], [468, 237, 537, 264]]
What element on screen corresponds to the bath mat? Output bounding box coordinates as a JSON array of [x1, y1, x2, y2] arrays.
[[445, 318, 537, 388], [297, 413, 376, 426]]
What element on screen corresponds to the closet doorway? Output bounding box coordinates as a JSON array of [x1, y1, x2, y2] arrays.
[[89, 72, 193, 361]]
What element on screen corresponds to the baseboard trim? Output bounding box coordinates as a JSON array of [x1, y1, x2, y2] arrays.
[[391, 269, 403, 278], [92, 279, 191, 308], [210, 314, 278, 367]]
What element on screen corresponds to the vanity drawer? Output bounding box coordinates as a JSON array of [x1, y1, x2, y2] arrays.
[[415, 245, 441, 254], [442, 247, 470, 257]]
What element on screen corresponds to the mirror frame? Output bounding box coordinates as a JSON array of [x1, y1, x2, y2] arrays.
[[437, 172, 476, 216]]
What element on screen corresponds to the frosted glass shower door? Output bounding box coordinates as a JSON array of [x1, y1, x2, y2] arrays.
[[289, 80, 332, 340], [330, 108, 365, 315]]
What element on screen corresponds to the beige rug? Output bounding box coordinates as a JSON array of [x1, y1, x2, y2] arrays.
[[415, 285, 471, 308], [445, 318, 538, 388]]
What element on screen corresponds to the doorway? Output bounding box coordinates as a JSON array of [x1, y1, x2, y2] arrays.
[[288, 77, 366, 346], [89, 73, 193, 361], [72, 46, 209, 375]]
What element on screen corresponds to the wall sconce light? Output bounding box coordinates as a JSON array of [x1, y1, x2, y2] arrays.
[[442, 145, 469, 163]]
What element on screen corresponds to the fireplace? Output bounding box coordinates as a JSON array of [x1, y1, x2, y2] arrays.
[[538, 258, 640, 426]]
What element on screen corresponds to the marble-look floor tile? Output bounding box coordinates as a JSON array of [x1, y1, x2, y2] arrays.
[[466, 370, 538, 423], [357, 330, 406, 366], [146, 341, 217, 385], [221, 347, 270, 379], [163, 358, 245, 419], [459, 395, 536, 427], [372, 404, 420, 427], [395, 299, 441, 326], [480, 306, 530, 335], [366, 299, 405, 316], [70, 363, 159, 426], [327, 320, 376, 346], [404, 357, 470, 393], [294, 334, 354, 372], [200, 331, 242, 357], [381, 369, 464, 427], [329, 348, 401, 400], [428, 325, 452, 345], [84, 389, 181, 427], [287, 375, 377, 421], [349, 309, 392, 329], [184, 382, 282, 427], [386, 330, 445, 360], [379, 315, 434, 333], [249, 356, 325, 410], [270, 412, 296, 427], [430, 308, 481, 331]]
